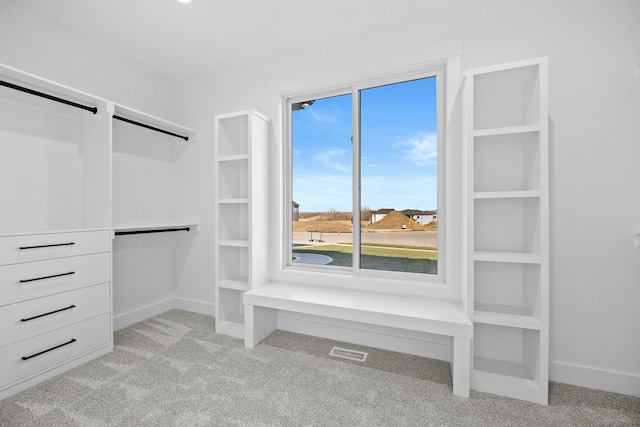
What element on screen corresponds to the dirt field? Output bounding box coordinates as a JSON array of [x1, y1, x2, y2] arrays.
[[293, 212, 437, 233]]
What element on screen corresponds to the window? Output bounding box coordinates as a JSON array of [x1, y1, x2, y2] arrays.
[[286, 68, 445, 281]]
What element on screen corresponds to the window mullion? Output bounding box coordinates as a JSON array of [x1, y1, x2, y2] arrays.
[[352, 87, 361, 272]]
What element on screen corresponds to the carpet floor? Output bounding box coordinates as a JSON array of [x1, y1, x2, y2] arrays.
[[1, 310, 638, 426]]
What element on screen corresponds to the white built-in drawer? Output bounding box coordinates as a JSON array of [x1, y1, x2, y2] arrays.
[[0, 252, 110, 306], [0, 313, 111, 389], [0, 283, 110, 347], [0, 230, 110, 266]]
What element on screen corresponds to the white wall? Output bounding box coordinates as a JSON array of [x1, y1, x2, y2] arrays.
[[0, 0, 175, 120], [175, 0, 640, 396]]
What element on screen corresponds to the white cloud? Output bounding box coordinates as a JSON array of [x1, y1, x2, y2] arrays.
[[315, 148, 351, 173], [393, 131, 437, 166]]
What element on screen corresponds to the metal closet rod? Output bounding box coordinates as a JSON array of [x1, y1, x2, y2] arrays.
[[114, 227, 191, 236], [0, 79, 98, 114], [113, 114, 189, 141]]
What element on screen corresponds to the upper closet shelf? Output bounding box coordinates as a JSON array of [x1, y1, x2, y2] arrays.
[[113, 222, 199, 237], [113, 104, 198, 143], [0, 63, 104, 118]]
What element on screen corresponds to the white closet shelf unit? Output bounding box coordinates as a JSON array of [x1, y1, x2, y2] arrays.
[[0, 63, 112, 400], [0, 61, 199, 399], [465, 57, 549, 405], [215, 110, 270, 339]]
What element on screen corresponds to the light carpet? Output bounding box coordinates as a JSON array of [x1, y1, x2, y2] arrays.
[[1, 310, 638, 426]]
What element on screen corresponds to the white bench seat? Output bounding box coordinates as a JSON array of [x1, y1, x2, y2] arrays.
[[243, 282, 473, 397]]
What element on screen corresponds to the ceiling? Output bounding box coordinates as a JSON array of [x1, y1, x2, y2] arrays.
[[9, 0, 483, 82]]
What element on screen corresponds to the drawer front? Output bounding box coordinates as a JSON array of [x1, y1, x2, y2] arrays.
[[0, 283, 110, 347], [0, 313, 111, 389], [0, 230, 110, 266], [0, 252, 110, 306]]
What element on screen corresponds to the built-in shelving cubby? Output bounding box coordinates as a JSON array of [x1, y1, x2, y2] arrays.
[[473, 64, 540, 131], [218, 158, 249, 200], [474, 261, 541, 329], [473, 324, 542, 386], [474, 131, 540, 194], [474, 197, 540, 255]]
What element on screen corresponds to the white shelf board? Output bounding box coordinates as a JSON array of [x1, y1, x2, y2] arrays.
[[0, 62, 105, 117], [474, 304, 541, 330], [217, 239, 249, 247], [218, 279, 250, 292], [218, 154, 249, 162], [474, 190, 541, 199], [474, 251, 541, 264], [474, 356, 534, 380], [473, 124, 540, 138], [113, 104, 197, 143], [218, 198, 249, 204]]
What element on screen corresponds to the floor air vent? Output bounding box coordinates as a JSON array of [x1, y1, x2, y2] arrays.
[[329, 346, 368, 362]]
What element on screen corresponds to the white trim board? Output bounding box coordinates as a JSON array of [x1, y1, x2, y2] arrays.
[[550, 361, 640, 398]]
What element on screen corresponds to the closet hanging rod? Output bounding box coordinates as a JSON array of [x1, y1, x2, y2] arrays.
[[112, 115, 189, 141], [114, 227, 191, 236], [0, 79, 98, 114]]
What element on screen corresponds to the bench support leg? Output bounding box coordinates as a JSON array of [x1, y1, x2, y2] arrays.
[[451, 336, 471, 397], [244, 304, 277, 348]]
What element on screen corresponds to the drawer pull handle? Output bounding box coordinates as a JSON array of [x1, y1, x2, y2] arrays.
[[21, 338, 76, 361], [19, 271, 75, 283], [21, 305, 76, 322], [19, 242, 75, 250]]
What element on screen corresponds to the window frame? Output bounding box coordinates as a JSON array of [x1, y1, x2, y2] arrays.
[[284, 66, 447, 284]]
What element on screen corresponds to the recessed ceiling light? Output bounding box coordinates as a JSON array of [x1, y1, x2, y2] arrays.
[[177, 0, 191, 3]]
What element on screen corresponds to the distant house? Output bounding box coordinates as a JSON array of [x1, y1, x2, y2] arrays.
[[371, 208, 437, 225], [402, 209, 437, 225], [292, 201, 300, 221], [370, 208, 395, 224]]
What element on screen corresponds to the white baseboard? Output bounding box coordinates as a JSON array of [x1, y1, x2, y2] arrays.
[[276, 311, 452, 362], [113, 298, 174, 331], [173, 297, 215, 316], [550, 360, 640, 398]]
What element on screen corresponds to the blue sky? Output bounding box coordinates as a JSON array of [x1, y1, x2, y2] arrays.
[[292, 76, 437, 213]]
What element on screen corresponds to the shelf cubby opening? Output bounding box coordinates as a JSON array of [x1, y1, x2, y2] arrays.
[[218, 287, 245, 325], [218, 159, 248, 200], [474, 197, 540, 254], [474, 324, 541, 381], [218, 203, 249, 241], [217, 115, 249, 157], [474, 261, 540, 322], [217, 245, 249, 285], [473, 64, 540, 131], [474, 131, 540, 193]]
